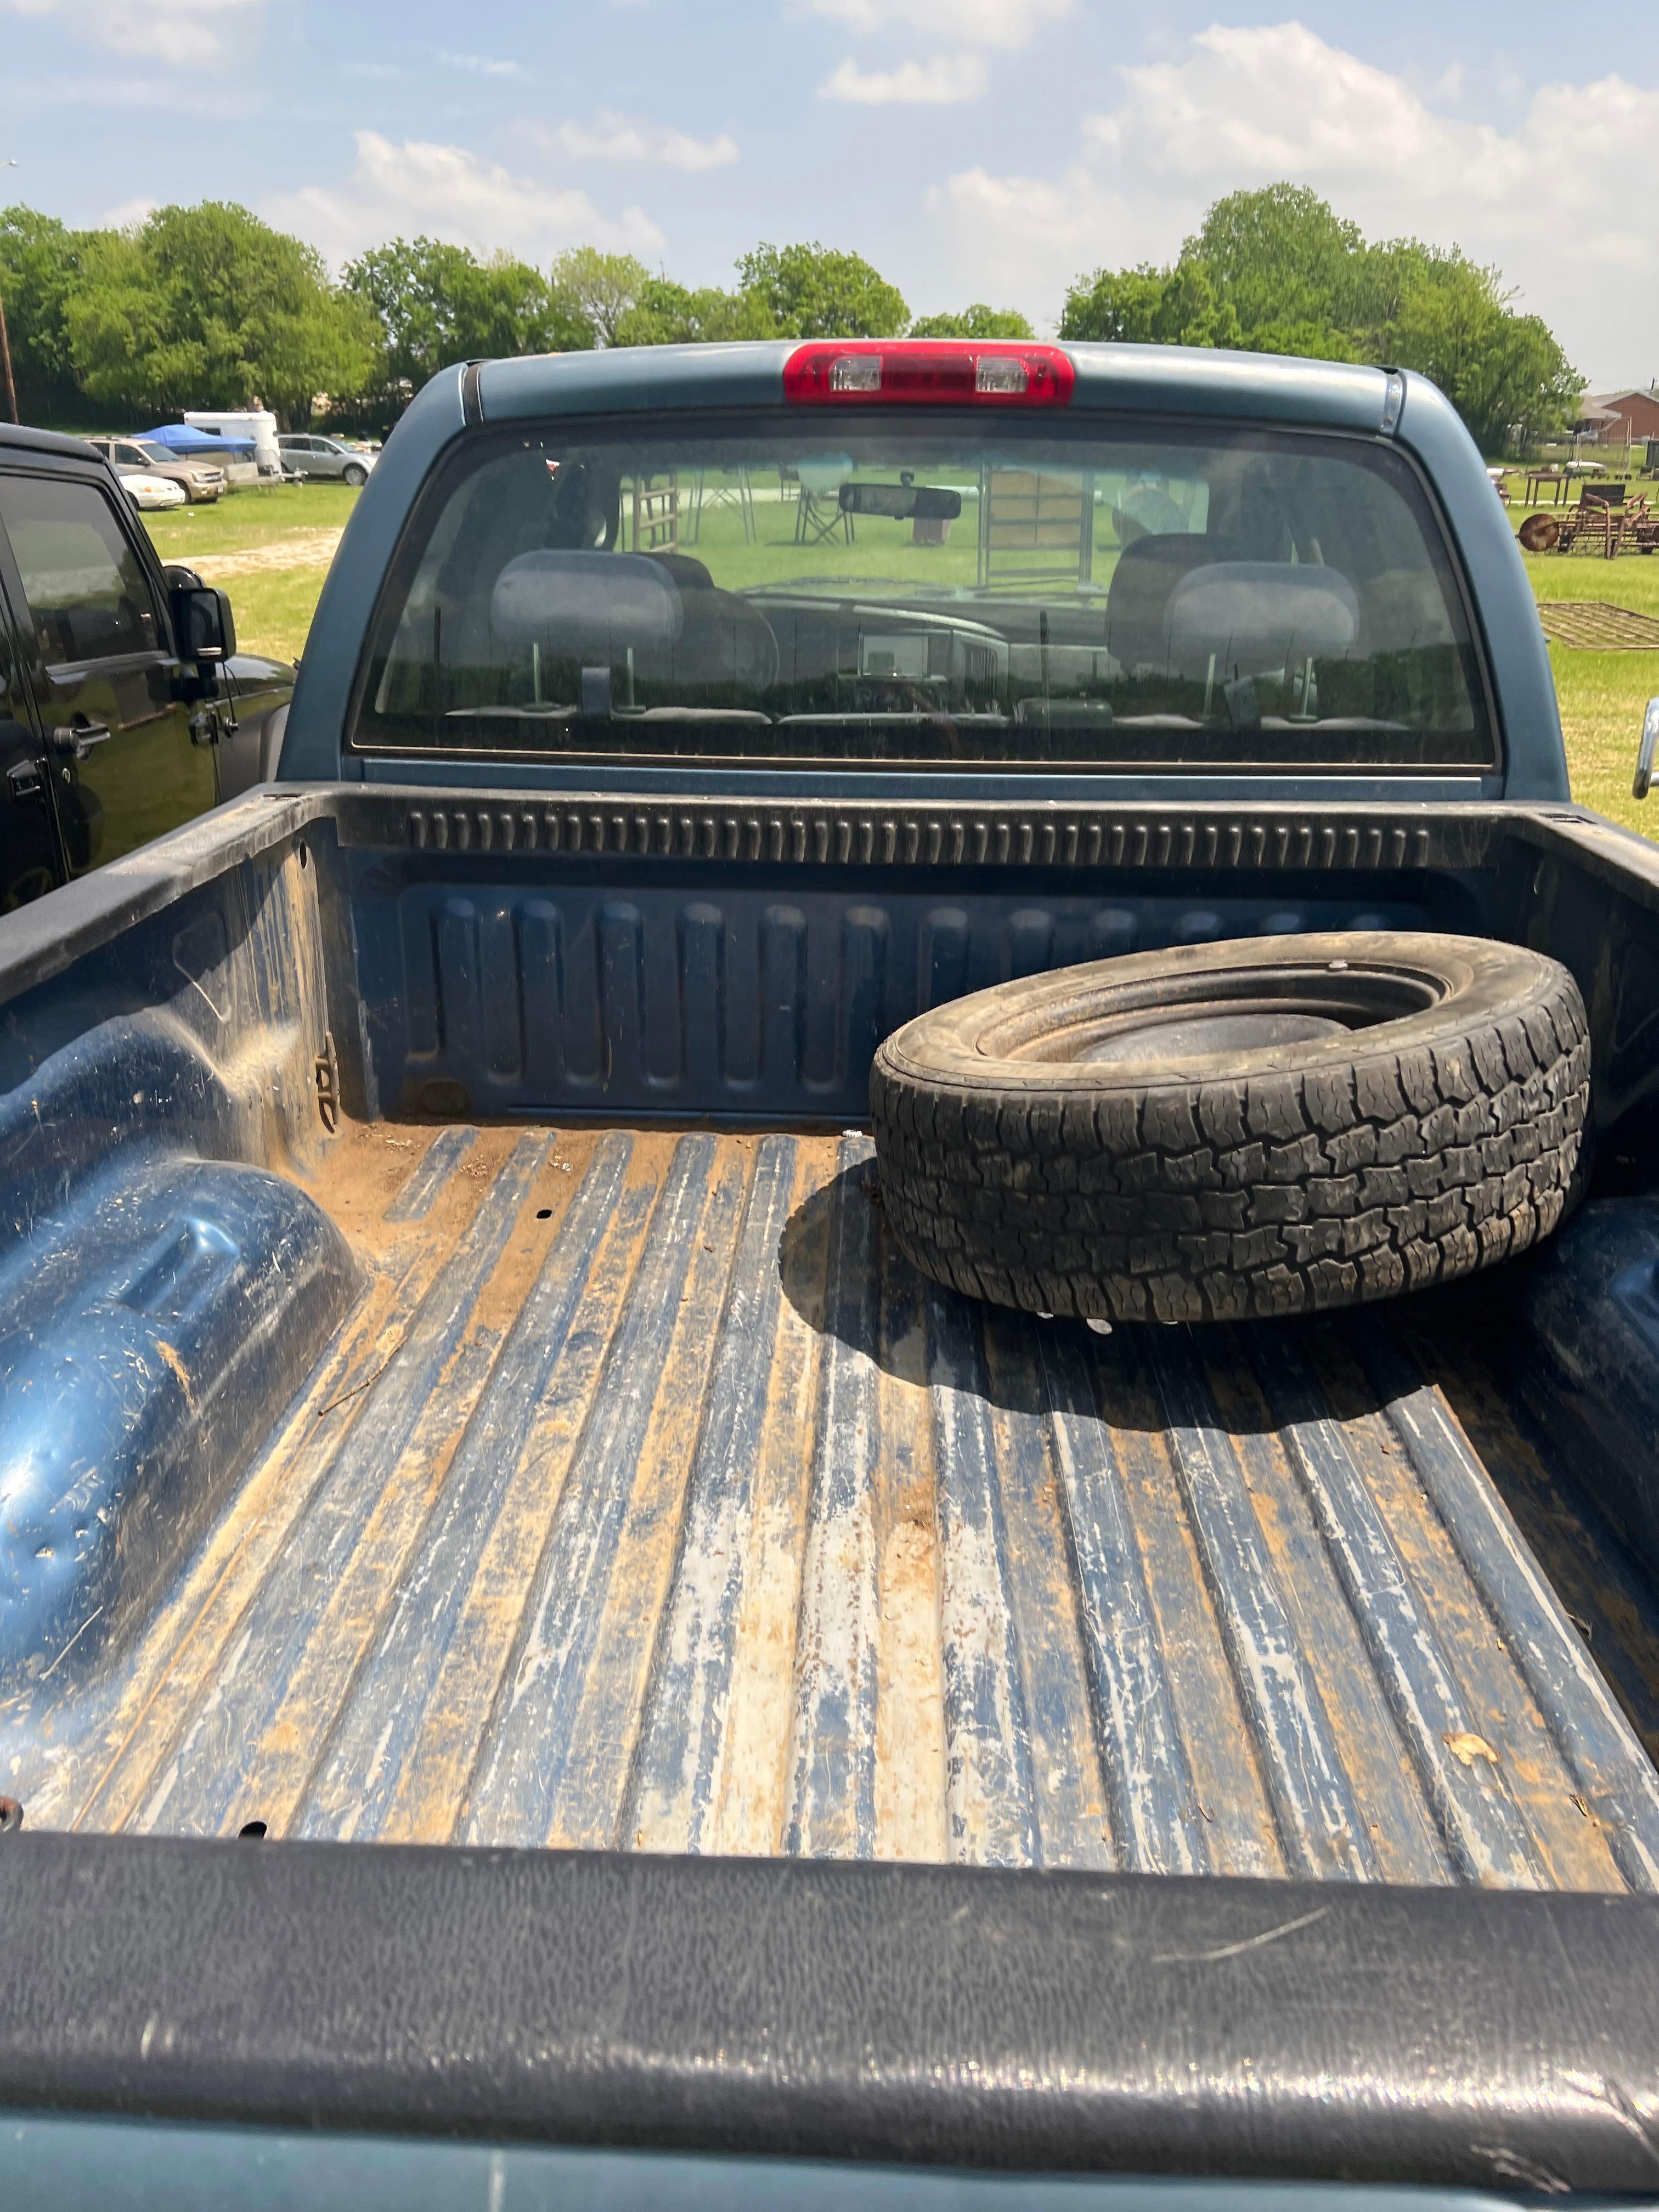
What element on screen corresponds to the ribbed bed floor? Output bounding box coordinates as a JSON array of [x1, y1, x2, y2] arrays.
[[25, 1119, 1659, 1889]]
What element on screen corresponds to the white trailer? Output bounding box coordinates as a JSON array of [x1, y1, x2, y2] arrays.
[[182, 409, 283, 484]]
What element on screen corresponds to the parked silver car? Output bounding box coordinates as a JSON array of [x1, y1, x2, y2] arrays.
[[88, 437, 227, 504], [276, 433, 375, 487]]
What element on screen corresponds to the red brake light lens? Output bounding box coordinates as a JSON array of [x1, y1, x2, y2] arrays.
[[783, 341, 1075, 407]]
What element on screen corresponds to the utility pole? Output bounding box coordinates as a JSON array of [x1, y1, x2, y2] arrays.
[[0, 157, 18, 424], [0, 293, 16, 425]]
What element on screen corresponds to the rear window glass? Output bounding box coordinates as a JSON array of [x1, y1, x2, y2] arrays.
[[351, 419, 1492, 772]]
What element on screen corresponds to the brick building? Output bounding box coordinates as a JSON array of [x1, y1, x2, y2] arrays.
[[1579, 386, 1659, 445]]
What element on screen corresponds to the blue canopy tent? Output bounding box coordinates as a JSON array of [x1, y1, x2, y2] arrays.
[[138, 423, 258, 460]]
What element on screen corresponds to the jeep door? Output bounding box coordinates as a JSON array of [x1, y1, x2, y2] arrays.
[[0, 569, 61, 910], [0, 465, 216, 875]]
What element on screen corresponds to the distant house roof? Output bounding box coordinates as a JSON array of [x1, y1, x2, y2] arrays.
[[1585, 387, 1659, 410]]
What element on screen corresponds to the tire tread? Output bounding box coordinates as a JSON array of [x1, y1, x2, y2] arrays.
[[872, 955, 1589, 1324]]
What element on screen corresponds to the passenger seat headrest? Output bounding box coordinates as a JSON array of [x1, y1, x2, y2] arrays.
[[1164, 562, 1359, 680], [644, 552, 715, 592], [490, 550, 684, 651]]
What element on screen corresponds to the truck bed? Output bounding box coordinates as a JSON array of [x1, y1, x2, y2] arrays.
[[26, 1114, 1659, 1890]]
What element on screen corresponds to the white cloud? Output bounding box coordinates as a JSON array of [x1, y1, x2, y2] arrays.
[[820, 53, 987, 104], [1, 0, 258, 61], [927, 21, 1659, 386], [437, 50, 523, 78], [101, 194, 159, 228], [551, 110, 740, 170], [13, 70, 254, 107], [805, 0, 1069, 49], [264, 132, 664, 270]]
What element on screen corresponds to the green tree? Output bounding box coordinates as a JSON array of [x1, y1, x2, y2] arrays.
[[1346, 236, 1436, 356], [1239, 319, 1361, 364], [65, 202, 376, 425], [0, 207, 92, 421], [736, 241, 907, 338], [612, 276, 780, 347], [1183, 184, 1365, 333], [909, 303, 1034, 339], [1059, 260, 1240, 349], [344, 236, 590, 398], [1386, 254, 1579, 453], [1059, 266, 1166, 344], [1061, 185, 1582, 453], [548, 247, 652, 346]]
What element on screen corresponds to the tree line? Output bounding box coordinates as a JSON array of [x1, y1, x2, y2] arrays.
[[0, 185, 1579, 453], [1060, 185, 1581, 455], [0, 204, 1024, 432]]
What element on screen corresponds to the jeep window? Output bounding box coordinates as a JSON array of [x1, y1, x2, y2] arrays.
[[0, 472, 162, 666], [352, 421, 1492, 772]]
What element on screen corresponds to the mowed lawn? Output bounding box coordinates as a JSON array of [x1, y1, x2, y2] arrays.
[[142, 476, 1659, 836], [142, 479, 359, 665], [1511, 504, 1659, 834]]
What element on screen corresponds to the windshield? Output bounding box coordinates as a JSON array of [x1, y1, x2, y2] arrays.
[[352, 418, 1492, 772]]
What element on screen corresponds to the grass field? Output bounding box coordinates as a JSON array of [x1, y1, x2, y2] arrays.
[[1511, 503, 1659, 833], [141, 476, 1659, 833], [143, 480, 358, 664]]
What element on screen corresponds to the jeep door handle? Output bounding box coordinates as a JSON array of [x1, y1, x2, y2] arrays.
[[49, 722, 111, 761]]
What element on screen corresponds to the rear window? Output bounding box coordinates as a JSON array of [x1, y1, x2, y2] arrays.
[[351, 419, 1492, 772]]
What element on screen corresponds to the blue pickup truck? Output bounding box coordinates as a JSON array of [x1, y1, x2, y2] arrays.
[[5, 338, 1659, 2207]]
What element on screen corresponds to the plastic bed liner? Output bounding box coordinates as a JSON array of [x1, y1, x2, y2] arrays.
[[15, 1116, 1659, 1891]]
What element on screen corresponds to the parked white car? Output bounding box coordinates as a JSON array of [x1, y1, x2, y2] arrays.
[[119, 470, 187, 511]]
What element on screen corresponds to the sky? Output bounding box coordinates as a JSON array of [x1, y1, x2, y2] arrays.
[[2, 0, 1655, 390]]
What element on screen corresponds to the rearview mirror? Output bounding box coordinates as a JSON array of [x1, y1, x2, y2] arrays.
[[1635, 696, 1659, 800], [170, 584, 237, 665], [838, 482, 963, 522]]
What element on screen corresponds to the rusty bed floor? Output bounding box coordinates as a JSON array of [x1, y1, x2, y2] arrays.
[[19, 1119, 1659, 1889]]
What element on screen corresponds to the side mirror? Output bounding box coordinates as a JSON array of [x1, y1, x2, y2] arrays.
[[1635, 697, 1659, 800], [170, 584, 237, 666]]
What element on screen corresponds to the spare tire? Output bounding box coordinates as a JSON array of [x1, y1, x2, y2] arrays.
[[1519, 513, 1561, 552], [871, 932, 1589, 1325]]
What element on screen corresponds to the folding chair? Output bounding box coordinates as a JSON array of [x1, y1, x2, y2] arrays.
[[684, 466, 756, 546], [794, 456, 855, 547]]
